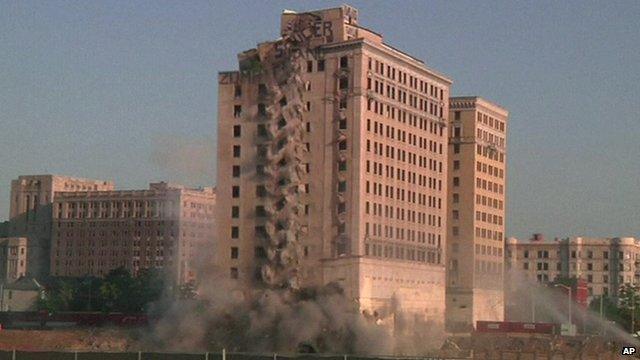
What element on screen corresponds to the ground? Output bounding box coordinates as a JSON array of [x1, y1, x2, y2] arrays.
[[0, 328, 134, 352]]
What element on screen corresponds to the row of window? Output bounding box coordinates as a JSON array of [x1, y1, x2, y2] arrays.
[[367, 99, 445, 136], [476, 177, 505, 195], [366, 140, 444, 173], [368, 57, 445, 101], [367, 119, 444, 154], [365, 201, 442, 227], [478, 112, 506, 133], [56, 220, 176, 228], [475, 227, 504, 241], [475, 211, 504, 226], [520, 260, 631, 272], [366, 160, 444, 193], [366, 180, 442, 207], [476, 144, 505, 163], [474, 243, 503, 257], [520, 249, 634, 260], [476, 161, 505, 179], [474, 260, 503, 275], [365, 242, 441, 264], [367, 77, 444, 118], [365, 222, 441, 244], [477, 127, 505, 148], [476, 194, 505, 210]]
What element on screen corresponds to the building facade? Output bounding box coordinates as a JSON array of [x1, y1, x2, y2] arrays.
[[0, 277, 44, 312], [446, 97, 508, 330], [505, 235, 640, 299], [50, 182, 215, 285], [217, 5, 451, 324], [0, 237, 28, 284], [9, 175, 114, 278]]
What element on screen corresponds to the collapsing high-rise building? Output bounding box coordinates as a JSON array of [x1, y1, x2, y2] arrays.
[[216, 5, 451, 325]]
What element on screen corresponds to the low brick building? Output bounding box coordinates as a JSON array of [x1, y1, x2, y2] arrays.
[[50, 182, 215, 286], [0, 237, 28, 284]]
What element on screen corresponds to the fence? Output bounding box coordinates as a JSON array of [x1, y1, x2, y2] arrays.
[[0, 351, 472, 360]]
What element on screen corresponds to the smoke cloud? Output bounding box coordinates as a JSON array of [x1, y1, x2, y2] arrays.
[[151, 135, 216, 187]]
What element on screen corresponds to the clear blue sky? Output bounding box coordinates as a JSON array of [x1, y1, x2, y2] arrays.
[[1, 0, 638, 240]]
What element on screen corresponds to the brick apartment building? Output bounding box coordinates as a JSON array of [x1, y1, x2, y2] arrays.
[[50, 182, 215, 285]]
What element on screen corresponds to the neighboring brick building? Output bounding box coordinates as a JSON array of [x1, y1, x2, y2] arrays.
[[50, 182, 215, 286], [446, 97, 509, 330], [217, 5, 450, 325], [9, 175, 114, 278], [505, 235, 640, 299], [0, 237, 28, 284]]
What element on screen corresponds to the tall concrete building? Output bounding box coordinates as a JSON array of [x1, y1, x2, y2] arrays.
[[9, 175, 114, 278], [217, 5, 451, 324], [50, 182, 215, 285], [446, 97, 508, 330]]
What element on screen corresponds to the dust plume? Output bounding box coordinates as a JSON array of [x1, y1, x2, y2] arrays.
[[505, 267, 640, 347], [150, 135, 216, 187]]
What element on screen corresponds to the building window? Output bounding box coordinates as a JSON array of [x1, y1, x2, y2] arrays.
[[453, 160, 460, 170], [255, 246, 266, 259], [233, 105, 242, 118], [339, 78, 348, 89], [255, 206, 266, 217], [452, 193, 459, 203], [230, 267, 238, 279], [231, 206, 239, 218], [340, 56, 348, 68], [233, 125, 241, 137], [231, 226, 239, 239], [454, 111, 461, 120], [232, 186, 240, 198], [318, 59, 325, 71], [453, 144, 460, 154], [453, 177, 460, 187], [307, 60, 313, 72], [232, 166, 240, 178], [233, 145, 241, 158], [452, 227, 459, 236], [338, 161, 347, 171], [256, 185, 267, 197], [231, 247, 239, 259]]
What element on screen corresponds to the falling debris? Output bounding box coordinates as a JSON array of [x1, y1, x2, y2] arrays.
[[237, 13, 324, 290]]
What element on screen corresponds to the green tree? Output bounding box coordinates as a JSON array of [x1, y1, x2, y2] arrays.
[[98, 267, 134, 312], [619, 283, 640, 333], [131, 268, 165, 312]]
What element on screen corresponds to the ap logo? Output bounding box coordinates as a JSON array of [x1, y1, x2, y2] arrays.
[[622, 346, 637, 355]]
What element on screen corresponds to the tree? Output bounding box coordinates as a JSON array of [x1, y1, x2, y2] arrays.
[[619, 283, 640, 333]]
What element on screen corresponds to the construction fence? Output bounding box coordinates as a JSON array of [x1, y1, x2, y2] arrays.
[[0, 351, 473, 360]]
